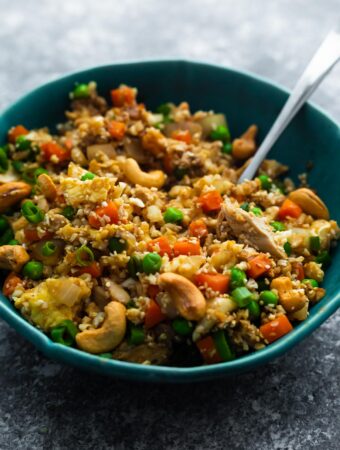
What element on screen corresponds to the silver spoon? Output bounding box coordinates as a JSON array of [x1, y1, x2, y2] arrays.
[[238, 28, 340, 183]]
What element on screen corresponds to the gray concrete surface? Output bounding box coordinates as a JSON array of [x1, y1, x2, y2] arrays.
[[0, 0, 339, 449]]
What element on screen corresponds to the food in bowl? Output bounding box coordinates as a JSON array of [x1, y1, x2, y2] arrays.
[[0, 82, 338, 366]]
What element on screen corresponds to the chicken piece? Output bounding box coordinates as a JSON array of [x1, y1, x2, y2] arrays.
[[0, 245, 30, 272], [218, 199, 286, 258], [14, 277, 90, 331]]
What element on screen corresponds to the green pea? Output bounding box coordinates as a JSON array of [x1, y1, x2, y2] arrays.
[[128, 325, 145, 345], [108, 237, 127, 253], [0, 147, 9, 173], [258, 174, 272, 190], [62, 205, 76, 220], [271, 221, 286, 232], [210, 125, 230, 142], [142, 253, 162, 274], [163, 207, 183, 224], [247, 300, 261, 320], [221, 142, 232, 154], [21, 201, 45, 224], [81, 172, 96, 181], [50, 320, 78, 346], [15, 135, 31, 151], [240, 202, 250, 212], [22, 261, 44, 280], [98, 353, 112, 359], [302, 278, 319, 288], [251, 207, 262, 216], [128, 255, 142, 278], [72, 83, 90, 99], [230, 267, 247, 289], [284, 241, 292, 256], [172, 318, 193, 336], [259, 290, 278, 306]]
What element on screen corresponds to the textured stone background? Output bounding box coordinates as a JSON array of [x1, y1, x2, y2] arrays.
[[0, 1, 339, 449]]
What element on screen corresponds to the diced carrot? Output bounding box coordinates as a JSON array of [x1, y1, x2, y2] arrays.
[[196, 336, 222, 364], [147, 236, 172, 257], [147, 285, 160, 299], [3, 272, 22, 297], [173, 239, 201, 257], [24, 229, 53, 243], [162, 153, 173, 174], [247, 254, 272, 279], [189, 219, 208, 239], [77, 261, 102, 278], [88, 201, 119, 229], [41, 142, 70, 163], [195, 273, 230, 294], [278, 198, 302, 220], [259, 315, 293, 343], [292, 262, 305, 281], [8, 125, 29, 143], [171, 129, 192, 144], [144, 299, 166, 329], [110, 86, 136, 107], [64, 138, 73, 150], [107, 120, 127, 140], [198, 190, 223, 213]]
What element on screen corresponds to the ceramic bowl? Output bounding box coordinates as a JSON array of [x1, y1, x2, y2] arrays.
[[0, 60, 339, 382]]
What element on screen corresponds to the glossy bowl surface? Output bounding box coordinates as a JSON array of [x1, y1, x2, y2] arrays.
[[0, 60, 339, 382]]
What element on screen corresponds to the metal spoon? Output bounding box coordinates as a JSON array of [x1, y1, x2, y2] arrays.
[[238, 28, 340, 183]]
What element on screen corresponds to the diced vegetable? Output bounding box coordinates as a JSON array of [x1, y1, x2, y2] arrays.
[[3, 272, 22, 297], [231, 286, 253, 307], [8, 125, 29, 143], [278, 198, 302, 220], [108, 237, 128, 253], [292, 262, 305, 280], [196, 335, 222, 364], [315, 250, 331, 267], [142, 253, 162, 274], [301, 278, 319, 288], [147, 236, 172, 257], [247, 301, 261, 320], [22, 261, 44, 280], [222, 142, 232, 154], [271, 221, 286, 232], [195, 273, 230, 294], [230, 267, 247, 289], [173, 240, 201, 257], [284, 241, 292, 256], [172, 318, 193, 336], [81, 172, 96, 181], [198, 114, 227, 138], [88, 201, 119, 229], [259, 315, 293, 343], [127, 255, 142, 278], [75, 245, 95, 267], [0, 147, 9, 173], [163, 207, 183, 223], [50, 320, 78, 346], [210, 125, 230, 142], [171, 129, 192, 144], [77, 261, 102, 278], [41, 241, 57, 257], [128, 325, 145, 345], [21, 201, 45, 224], [62, 206, 76, 220], [247, 254, 271, 279], [145, 299, 166, 329], [259, 290, 278, 306], [107, 120, 127, 140], [258, 174, 272, 190], [198, 190, 223, 213], [15, 135, 31, 151], [240, 202, 250, 212], [72, 83, 90, 99], [251, 207, 262, 216], [41, 142, 70, 163], [309, 236, 320, 252], [212, 330, 235, 361], [110, 85, 136, 106], [189, 219, 208, 239]]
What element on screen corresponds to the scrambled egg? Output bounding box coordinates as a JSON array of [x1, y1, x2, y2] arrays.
[[60, 177, 116, 206], [14, 277, 90, 330]]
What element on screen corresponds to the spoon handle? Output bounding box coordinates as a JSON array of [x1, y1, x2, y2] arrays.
[[238, 28, 340, 183]]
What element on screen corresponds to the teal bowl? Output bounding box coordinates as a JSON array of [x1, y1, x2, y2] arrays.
[[0, 60, 339, 382]]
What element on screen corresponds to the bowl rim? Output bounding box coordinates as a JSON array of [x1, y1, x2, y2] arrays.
[[0, 58, 339, 382]]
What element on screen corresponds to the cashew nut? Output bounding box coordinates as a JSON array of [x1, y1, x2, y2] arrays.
[[123, 158, 166, 188], [288, 188, 329, 220], [37, 173, 57, 201], [0, 182, 32, 213], [158, 272, 206, 321], [232, 125, 258, 159], [76, 301, 126, 354], [0, 245, 30, 272], [141, 128, 167, 156], [271, 276, 307, 312]]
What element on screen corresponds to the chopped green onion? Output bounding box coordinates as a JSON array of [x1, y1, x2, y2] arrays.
[[22, 168, 36, 184], [212, 330, 235, 361], [240, 202, 250, 212], [98, 353, 112, 359], [284, 241, 292, 256], [0, 227, 14, 246], [259, 290, 278, 306], [0, 215, 8, 233], [22, 260, 44, 280], [128, 325, 145, 345], [315, 250, 331, 268], [247, 300, 261, 320], [72, 83, 90, 99], [81, 172, 96, 181], [258, 174, 272, 190], [34, 167, 48, 182], [0, 147, 9, 173], [301, 278, 319, 288], [21, 201, 45, 224], [50, 320, 78, 346], [75, 245, 94, 266], [210, 125, 230, 143], [251, 207, 262, 216], [271, 221, 286, 232], [61, 205, 76, 220], [12, 161, 24, 173], [172, 318, 193, 336], [7, 239, 19, 245], [142, 252, 162, 274], [163, 207, 183, 223], [156, 103, 171, 116], [127, 255, 142, 278], [231, 286, 253, 307], [15, 135, 31, 151], [222, 142, 232, 154], [108, 237, 127, 253], [309, 236, 320, 253], [42, 241, 57, 257], [230, 267, 247, 289]]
